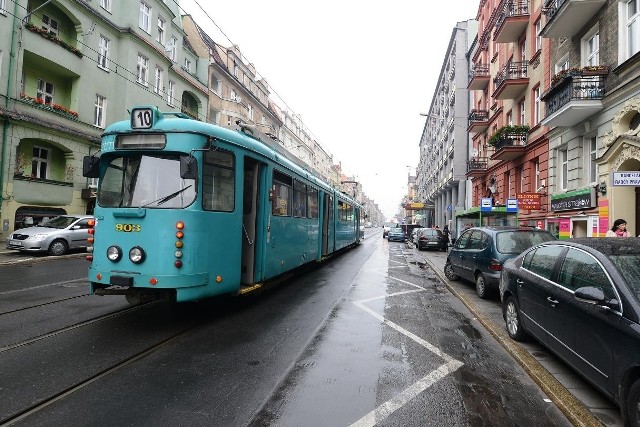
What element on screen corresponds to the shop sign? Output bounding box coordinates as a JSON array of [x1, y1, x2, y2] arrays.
[[612, 172, 640, 186], [516, 193, 540, 210], [551, 188, 596, 212], [403, 202, 425, 210]]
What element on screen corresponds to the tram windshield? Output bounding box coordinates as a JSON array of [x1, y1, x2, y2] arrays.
[[98, 154, 196, 208]]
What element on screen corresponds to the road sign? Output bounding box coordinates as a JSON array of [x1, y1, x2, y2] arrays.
[[506, 198, 518, 213], [481, 198, 493, 212]]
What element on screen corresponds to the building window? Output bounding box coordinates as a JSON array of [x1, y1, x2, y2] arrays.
[[37, 79, 54, 104], [167, 80, 175, 106], [98, 35, 109, 70], [624, 0, 639, 58], [587, 136, 598, 184], [583, 26, 600, 66], [169, 36, 177, 62], [139, 2, 151, 33], [248, 104, 254, 121], [154, 67, 163, 94], [534, 19, 542, 52], [506, 111, 513, 126], [100, 0, 111, 11], [42, 14, 59, 37], [94, 94, 107, 128], [183, 58, 191, 73], [518, 165, 525, 193], [534, 159, 540, 191], [555, 55, 569, 74], [157, 17, 165, 45], [533, 86, 541, 125], [519, 99, 526, 125], [559, 148, 568, 190], [519, 40, 526, 63], [32, 146, 49, 179], [210, 75, 221, 94], [0, 0, 7, 13], [136, 54, 149, 86]]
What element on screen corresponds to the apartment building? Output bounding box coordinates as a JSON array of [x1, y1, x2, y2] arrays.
[[540, 0, 640, 238], [0, 0, 207, 237], [417, 20, 477, 232]]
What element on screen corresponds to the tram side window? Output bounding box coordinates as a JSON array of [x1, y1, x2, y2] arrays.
[[293, 179, 307, 218], [202, 149, 234, 212], [338, 201, 352, 221], [272, 170, 292, 216], [307, 187, 318, 219]]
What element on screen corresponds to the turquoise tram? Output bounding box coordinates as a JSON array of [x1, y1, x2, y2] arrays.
[[83, 106, 364, 304]]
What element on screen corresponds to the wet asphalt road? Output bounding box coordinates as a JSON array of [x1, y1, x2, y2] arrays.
[[1, 233, 570, 426]]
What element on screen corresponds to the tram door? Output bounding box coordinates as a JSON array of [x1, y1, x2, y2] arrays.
[[321, 193, 330, 256], [241, 158, 262, 285]]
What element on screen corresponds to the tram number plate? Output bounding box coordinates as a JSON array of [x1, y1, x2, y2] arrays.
[[9, 240, 22, 246], [115, 223, 141, 232]]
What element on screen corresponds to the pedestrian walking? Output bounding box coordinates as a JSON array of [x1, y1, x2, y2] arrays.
[[606, 218, 630, 237]]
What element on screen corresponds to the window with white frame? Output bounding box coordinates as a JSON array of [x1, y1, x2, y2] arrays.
[[167, 80, 175, 106], [535, 19, 542, 52], [623, 0, 639, 59], [519, 99, 526, 125], [157, 17, 165, 45], [559, 148, 568, 190], [136, 54, 149, 85], [154, 67, 163, 94], [506, 112, 513, 126], [32, 146, 49, 179], [533, 86, 541, 125], [139, 2, 151, 33], [230, 89, 237, 101], [94, 94, 107, 128], [183, 58, 191, 73], [210, 74, 221, 94], [583, 26, 600, 66], [100, 0, 111, 12], [0, 0, 7, 13], [37, 79, 54, 104], [98, 35, 109, 70], [169, 36, 177, 62], [534, 159, 540, 191], [518, 165, 525, 193], [520, 40, 526, 63], [587, 136, 598, 183], [555, 55, 569, 74], [248, 104, 254, 121], [42, 14, 59, 36]]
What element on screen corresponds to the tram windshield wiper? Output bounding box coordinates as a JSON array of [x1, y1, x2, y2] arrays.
[[143, 185, 193, 207]]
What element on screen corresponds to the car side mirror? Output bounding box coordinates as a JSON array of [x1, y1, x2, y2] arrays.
[[180, 155, 198, 179], [575, 286, 620, 310], [82, 156, 100, 178]]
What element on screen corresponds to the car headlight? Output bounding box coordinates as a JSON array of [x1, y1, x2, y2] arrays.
[[28, 234, 49, 241], [106, 245, 122, 262], [129, 246, 146, 264]]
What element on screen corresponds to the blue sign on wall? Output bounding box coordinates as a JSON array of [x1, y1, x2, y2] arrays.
[[481, 198, 493, 212], [506, 198, 518, 213]]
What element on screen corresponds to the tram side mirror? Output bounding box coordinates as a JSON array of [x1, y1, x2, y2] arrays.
[[180, 155, 198, 179], [82, 156, 100, 178]]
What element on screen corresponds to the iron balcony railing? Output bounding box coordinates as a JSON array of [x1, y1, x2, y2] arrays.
[[468, 109, 489, 124], [495, 0, 530, 30], [492, 132, 527, 151], [542, 0, 567, 20], [470, 63, 489, 80], [494, 62, 528, 88], [543, 75, 605, 116], [467, 157, 489, 173]]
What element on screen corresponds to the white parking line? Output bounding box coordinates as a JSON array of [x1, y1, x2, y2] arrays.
[[350, 271, 463, 426]]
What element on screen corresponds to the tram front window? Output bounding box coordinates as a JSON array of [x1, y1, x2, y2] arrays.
[[98, 154, 196, 208]]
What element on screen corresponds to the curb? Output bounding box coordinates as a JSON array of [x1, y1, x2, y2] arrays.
[[416, 250, 604, 427]]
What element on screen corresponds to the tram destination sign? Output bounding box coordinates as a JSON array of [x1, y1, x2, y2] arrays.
[[613, 172, 640, 186]]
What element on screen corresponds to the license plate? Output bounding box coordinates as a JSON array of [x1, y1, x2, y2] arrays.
[[9, 240, 22, 246]]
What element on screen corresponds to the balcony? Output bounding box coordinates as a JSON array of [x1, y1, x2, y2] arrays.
[[541, 0, 607, 38], [489, 126, 529, 161], [493, 62, 528, 100], [468, 109, 489, 134], [13, 176, 74, 205], [494, 1, 530, 43], [541, 73, 605, 127], [468, 64, 490, 90], [466, 157, 489, 177]]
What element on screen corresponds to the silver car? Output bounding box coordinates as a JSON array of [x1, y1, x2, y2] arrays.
[[6, 215, 93, 256]]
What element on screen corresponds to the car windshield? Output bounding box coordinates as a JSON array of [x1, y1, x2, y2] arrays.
[[390, 229, 404, 234], [609, 255, 640, 301], [39, 216, 78, 229], [496, 230, 555, 254], [98, 154, 196, 208]]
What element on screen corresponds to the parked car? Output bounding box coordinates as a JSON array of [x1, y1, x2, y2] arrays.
[[416, 228, 448, 251], [6, 215, 94, 256], [410, 228, 421, 245], [499, 238, 640, 424], [387, 227, 406, 242], [444, 226, 556, 298], [383, 222, 396, 238]]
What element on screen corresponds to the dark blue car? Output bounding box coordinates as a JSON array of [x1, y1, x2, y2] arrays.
[[387, 227, 406, 242]]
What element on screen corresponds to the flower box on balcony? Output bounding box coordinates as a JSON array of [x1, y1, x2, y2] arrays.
[[25, 23, 83, 58], [20, 94, 79, 120], [488, 125, 530, 146]]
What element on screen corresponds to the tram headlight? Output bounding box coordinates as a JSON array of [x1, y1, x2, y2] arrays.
[[107, 245, 122, 262], [129, 246, 146, 264]]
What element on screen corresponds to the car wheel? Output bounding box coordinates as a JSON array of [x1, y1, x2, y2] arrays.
[[48, 239, 68, 256], [444, 261, 459, 281], [626, 379, 640, 425], [475, 273, 489, 299], [504, 296, 527, 341]]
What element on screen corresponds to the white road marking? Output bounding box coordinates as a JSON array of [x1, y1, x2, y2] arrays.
[[349, 255, 463, 426]]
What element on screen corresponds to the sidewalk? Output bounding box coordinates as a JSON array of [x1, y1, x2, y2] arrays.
[[408, 244, 620, 427]]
